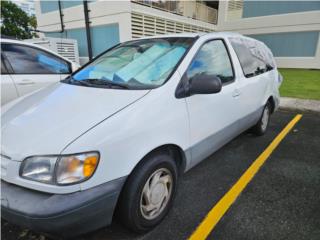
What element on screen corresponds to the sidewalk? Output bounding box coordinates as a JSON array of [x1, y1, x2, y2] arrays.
[[280, 97, 320, 112]]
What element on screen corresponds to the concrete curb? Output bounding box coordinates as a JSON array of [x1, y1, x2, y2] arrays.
[[279, 97, 320, 112]]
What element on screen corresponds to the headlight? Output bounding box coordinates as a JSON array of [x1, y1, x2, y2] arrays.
[[20, 156, 57, 184], [20, 152, 99, 185]]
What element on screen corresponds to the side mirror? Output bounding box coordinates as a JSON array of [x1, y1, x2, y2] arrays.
[[189, 73, 222, 96]]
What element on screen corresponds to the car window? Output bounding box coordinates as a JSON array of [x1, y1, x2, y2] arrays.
[[1, 55, 8, 74], [230, 38, 274, 78], [186, 40, 234, 84], [2, 44, 71, 74]]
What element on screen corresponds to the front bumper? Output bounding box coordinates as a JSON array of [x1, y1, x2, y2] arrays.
[[1, 177, 126, 237]]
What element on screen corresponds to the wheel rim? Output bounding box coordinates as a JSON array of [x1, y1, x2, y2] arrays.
[[261, 106, 270, 131], [140, 168, 173, 220]]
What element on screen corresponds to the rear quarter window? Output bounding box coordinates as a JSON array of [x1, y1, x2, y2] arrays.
[[229, 37, 275, 78], [1, 55, 8, 74]]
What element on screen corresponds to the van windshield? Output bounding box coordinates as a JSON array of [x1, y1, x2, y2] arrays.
[[66, 37, 195, 89]]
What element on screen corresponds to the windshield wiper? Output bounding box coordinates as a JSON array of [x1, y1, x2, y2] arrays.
[[77, 78, 129, 89], [62, 77, 93, 87]]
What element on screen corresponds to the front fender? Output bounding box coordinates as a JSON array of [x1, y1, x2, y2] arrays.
[[63, 82, 190, 191]]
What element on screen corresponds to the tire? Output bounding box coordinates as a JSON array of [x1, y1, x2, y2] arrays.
[[251, 102, 271, 136], [117, 152, 178, 233]]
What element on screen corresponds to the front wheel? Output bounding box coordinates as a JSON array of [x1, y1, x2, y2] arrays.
[[251, 102, 271, 136], [117, 152, 178, 233]]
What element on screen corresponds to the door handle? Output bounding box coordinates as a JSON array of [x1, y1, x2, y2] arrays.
[[18, 79, 35, 85], [232, 89, 241, 97]]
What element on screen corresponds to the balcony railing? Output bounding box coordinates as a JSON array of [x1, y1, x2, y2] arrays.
[[132, 0, 217, 24]]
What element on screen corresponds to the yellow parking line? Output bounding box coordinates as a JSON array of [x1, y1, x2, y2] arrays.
[[189, 114, 303, 240]]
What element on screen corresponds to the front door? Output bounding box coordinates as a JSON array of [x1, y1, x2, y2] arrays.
[[184, 39, 242, 168]]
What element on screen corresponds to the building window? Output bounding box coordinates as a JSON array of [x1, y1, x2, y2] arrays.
[[90, 24, 120, 57], [45, 24, 120, 58], [248, 31, 320, 57], [40, 0, 84, 13], [242, 1, 320, 18]]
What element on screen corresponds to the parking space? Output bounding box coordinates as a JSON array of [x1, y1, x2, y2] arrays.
[[210, 111, 320, 240], [2, 110, 320, 240]]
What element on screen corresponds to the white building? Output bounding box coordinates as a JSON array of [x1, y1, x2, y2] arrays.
[[218, 0, 320, 69], [35, 0, 320, 68], [35, 0, 218, 64]]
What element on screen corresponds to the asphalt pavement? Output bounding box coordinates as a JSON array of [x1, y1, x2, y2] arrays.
[[2, 110, 320, 240]]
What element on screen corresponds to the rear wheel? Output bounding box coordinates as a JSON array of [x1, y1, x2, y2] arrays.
[[117, 152, 178, 233], [251, 102, 271, 136]]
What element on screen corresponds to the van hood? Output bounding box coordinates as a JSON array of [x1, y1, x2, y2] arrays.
[[1, 83, 149, 161]]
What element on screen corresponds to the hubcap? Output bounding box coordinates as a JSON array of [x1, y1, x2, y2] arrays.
[[261, 106, 269, 131], [140, 168, 173, 220]]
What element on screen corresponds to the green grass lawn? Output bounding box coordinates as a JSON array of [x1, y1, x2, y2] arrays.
[[279, 68, 320, 100]]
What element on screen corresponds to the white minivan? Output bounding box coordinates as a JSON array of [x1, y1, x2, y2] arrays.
[[1, 39, 79, 105], [1, 32, 281, 237]]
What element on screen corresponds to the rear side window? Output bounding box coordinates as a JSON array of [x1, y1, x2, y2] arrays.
[[1, 55, 8, 74], [230, 38, 275, 78], [2, 44, 71, 74], [186, 40, 234, 84]]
